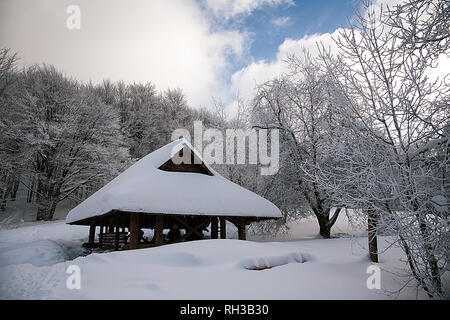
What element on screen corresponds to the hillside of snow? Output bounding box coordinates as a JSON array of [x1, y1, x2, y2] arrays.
[[0, 218, 439, 300]]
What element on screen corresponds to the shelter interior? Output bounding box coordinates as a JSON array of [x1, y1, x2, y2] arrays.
[[76, 211, 269, 250]]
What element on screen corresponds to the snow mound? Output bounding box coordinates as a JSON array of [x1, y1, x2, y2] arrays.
[[0, 240, 69, 267], [239, 252, 307, 270]]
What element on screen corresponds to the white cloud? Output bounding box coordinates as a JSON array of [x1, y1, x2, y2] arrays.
[[0, 0, 247, 108], [205, 0, 294, 19], [229, 29, 343, 106], [271, 16, 291, 28]]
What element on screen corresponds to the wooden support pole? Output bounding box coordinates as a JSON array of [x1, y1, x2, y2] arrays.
[[155, 215, 164, 246], [89, 219, 96, 245], [120, 214, 125, 233], [211, 217, 218, 239], [130, 213, 140, 250], [99, 217, 104, 248], [220, 217, 226, 239], [114, 212, 120, 251], [238, 217, 246, 240]]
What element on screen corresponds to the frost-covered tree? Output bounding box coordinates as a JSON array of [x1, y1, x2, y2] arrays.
[[14, 65, 129, 220], [386, 0, 449, 59], [141, 88, 194, 154], [315, 0, 449, 297], [0, 48, 22, 211], [251, 52, 343, 238], [108, 83, 195, 159], [120, 82, 160, 158]]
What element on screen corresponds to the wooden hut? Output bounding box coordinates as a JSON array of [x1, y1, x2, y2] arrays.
[[66, 138, 282, 250]]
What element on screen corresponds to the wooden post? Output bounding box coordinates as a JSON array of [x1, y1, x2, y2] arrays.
[[238, 218, 246, 240], [130, 213, 140, 250], [99, 217, 104, 249], [211, 217, 218, 239], [220, 217, 226, 239], [121, 214, 126, 233], [114, 212, 120, 251], [88, 219, 96, 245], [368, 209, 378, 263], [155, 215, 164, 246]]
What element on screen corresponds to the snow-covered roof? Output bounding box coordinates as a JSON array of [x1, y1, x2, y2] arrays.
[[66, 138, 282, 224]]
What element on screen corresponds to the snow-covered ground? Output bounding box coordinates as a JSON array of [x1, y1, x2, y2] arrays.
[[1, 214, 441, 300]]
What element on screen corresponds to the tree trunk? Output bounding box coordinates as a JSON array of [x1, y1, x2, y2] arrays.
[[312, 201, 341, 239], [27, 176, 35, 203], [315, 207, 341, 239], [416, 211, 442, 296], [36, 179, 60, 221], [368, 209, 378, 263], [10, 177, 20, 201], [318, 221, 331, 238], [36, 201, 49, 221], [36, 196, 58, 221], [0, 175, 13, 211], [36, 186, 59, 221]]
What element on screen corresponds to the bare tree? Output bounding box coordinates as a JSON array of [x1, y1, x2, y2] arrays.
[[0, 48, 22, 211], [15, 65, 128, 220], [386, 0, 449, 59], [316, 0, 449, 297], [251, 52, 342, 238]]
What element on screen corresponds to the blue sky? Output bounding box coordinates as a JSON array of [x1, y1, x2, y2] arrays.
[[221, 0, 359, 62]]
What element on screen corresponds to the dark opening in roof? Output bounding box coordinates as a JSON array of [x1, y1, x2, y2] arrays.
[[158, 146, 213, 176]]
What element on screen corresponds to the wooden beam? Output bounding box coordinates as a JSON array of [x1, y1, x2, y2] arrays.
[[182, 217, 210, 241], [171, 216, 210, 242], [211, 217, 218, 239], [130, 213, 140, 250], [220, 217, 226, 239], [88, 219, 96, 245], [174, 216, 205, 239], [154, 215, 164, 246], [238, 217, 246, 240]]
